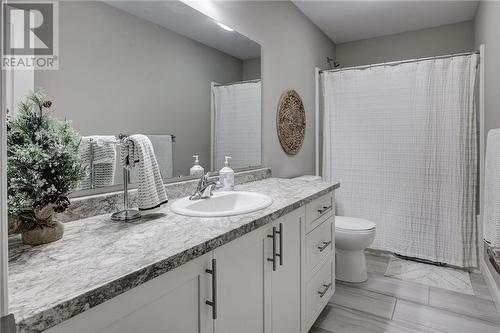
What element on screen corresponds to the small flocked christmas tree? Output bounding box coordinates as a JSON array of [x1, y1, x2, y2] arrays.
[[7, 90, 86, 243]]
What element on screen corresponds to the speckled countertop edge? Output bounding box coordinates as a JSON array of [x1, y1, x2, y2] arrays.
[[10, 178, 339, 333]]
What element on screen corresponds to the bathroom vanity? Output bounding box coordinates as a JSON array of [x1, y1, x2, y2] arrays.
[[0, 1, 341, 332], [8, 177, 338, 333]]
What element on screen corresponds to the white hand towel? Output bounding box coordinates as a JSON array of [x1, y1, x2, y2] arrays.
[[121, 134, 168, 211], [484, 129, 500, 247]]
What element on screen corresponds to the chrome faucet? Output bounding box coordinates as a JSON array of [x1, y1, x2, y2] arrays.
[[190, 173, 219, 200]]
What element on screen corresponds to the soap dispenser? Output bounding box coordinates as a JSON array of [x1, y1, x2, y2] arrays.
[[219, 156, 234, 191], [190, 155, 205, 176]]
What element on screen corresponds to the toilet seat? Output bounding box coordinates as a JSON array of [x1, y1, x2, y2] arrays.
[[335, 216, 376, 232]]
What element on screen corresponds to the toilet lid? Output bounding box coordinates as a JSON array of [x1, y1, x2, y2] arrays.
[[336, 216, 376, 231]]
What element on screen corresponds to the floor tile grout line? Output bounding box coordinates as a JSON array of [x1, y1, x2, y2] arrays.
[[345, 274, 433, 306], [335, 274, 500, 326], [327, 300, 398, 322], [391, 297, 398, 320], [390, 300, 491, 333], [427, 288, 500, 324], [394, 296, 500, 327], [311, 325, 336, 333], [324, 296, 500, 333], [428, 304, 500, 326], [335, 280, 399, 302]]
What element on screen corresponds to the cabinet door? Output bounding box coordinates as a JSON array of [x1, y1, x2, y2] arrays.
[[45, 254, 213, 333], [271, 207, 304, 333], [213, 225, 272, 333]]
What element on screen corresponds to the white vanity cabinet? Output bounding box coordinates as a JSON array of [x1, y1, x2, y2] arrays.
[[44, 191, 335, 333], [213, 206, 304, 333], [212, 223, 271, 333], [304, 192, 335, 331], [45, 253, 214, 333], [270, 208, 303, 333]]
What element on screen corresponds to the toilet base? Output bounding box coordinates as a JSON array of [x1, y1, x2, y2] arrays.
[[335, 249, 368, 283]]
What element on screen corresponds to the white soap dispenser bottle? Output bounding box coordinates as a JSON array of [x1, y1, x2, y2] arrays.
[[219, 156, 234, 191], [190, 155, 205, 176]]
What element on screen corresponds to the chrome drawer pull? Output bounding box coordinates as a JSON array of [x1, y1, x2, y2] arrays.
[[205, 259, 217, 319], [276, 223, 283, 266], [318, 282, 332, 298], [317, 240, 332, 252], [267, 227, 277, 271], [317, 205, 332, 214]]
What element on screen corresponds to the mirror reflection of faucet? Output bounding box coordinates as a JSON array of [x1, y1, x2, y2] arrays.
[[189, 173, 220, 200]]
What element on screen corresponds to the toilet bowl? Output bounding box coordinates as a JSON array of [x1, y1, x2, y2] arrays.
[[335, 216, 376, 283]]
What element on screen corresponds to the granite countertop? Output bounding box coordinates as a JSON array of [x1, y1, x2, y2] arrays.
[[8, 177, 340, 333]]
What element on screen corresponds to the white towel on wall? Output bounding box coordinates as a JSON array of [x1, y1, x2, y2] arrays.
[[121, 134, 168, 211], [484, 129, 500, 247]]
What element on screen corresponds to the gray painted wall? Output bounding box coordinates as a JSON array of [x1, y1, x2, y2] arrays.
[[475, 1, 500, 148], [187, 1, 336, 178], [336, 21, 474, 68], [242, 58, 261, 80], [474, 0, 500, 295], [35, 1, 245, 177]]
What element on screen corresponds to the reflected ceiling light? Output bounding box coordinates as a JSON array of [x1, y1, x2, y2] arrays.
[[217, 22, 234, 32]]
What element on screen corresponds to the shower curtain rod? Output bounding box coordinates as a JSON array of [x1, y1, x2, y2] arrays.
[[319, 50, 480, 74], [213, 78, 261, 87]]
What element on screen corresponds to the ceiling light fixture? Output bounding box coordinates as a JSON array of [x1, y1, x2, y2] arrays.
[[217, 22, 234, 32]]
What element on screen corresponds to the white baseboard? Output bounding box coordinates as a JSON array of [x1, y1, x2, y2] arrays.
[[480, 257, 500, 317]]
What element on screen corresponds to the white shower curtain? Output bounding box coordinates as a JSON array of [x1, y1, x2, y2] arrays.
[[322, 54, 478, 267], [213, 81, 261, 170]]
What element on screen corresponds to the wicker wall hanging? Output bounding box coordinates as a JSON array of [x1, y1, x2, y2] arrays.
[[276, 89, 305, 155]]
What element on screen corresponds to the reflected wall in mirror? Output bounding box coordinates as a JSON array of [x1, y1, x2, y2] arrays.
[[5, 0, 262, 196]]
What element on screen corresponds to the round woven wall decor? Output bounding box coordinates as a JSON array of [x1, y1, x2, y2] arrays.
[[276, 89, 305, 155]]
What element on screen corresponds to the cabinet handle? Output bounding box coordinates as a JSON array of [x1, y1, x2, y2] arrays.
[[318, 240, 332, 252], [317, 205, 332, 215], [318, 282, 332, 298], [267, 227, 277, 271], [205, 259, 217, 319], [276, 223, 283, 266]]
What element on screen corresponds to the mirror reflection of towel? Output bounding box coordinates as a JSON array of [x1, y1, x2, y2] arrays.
[[147, 135, 174, 179], [121, 134, 168, 211], [128, 135, 174, 183], [79, 136, 117, 189]]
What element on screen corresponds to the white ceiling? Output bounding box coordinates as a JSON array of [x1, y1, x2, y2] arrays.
[[293, 0, 479, 44], [106, 1, 260, 60]]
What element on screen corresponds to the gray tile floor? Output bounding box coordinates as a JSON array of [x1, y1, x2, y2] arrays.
[[310, 253, 500, 333]]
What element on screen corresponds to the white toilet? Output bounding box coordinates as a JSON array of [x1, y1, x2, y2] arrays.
[[291, 176, 376, 283], [335, 216, 376, 283]]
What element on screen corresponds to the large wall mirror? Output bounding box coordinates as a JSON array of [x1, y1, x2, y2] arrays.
[[5, 0, 262, 197]]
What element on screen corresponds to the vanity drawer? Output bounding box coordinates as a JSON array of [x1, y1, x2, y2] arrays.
[[306, 192, 334, 233], [306, 217, 334, 275], [306, 257, 334, 328]]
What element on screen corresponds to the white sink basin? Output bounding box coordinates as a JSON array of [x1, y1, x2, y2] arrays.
[[170, 191, 273, 217]]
